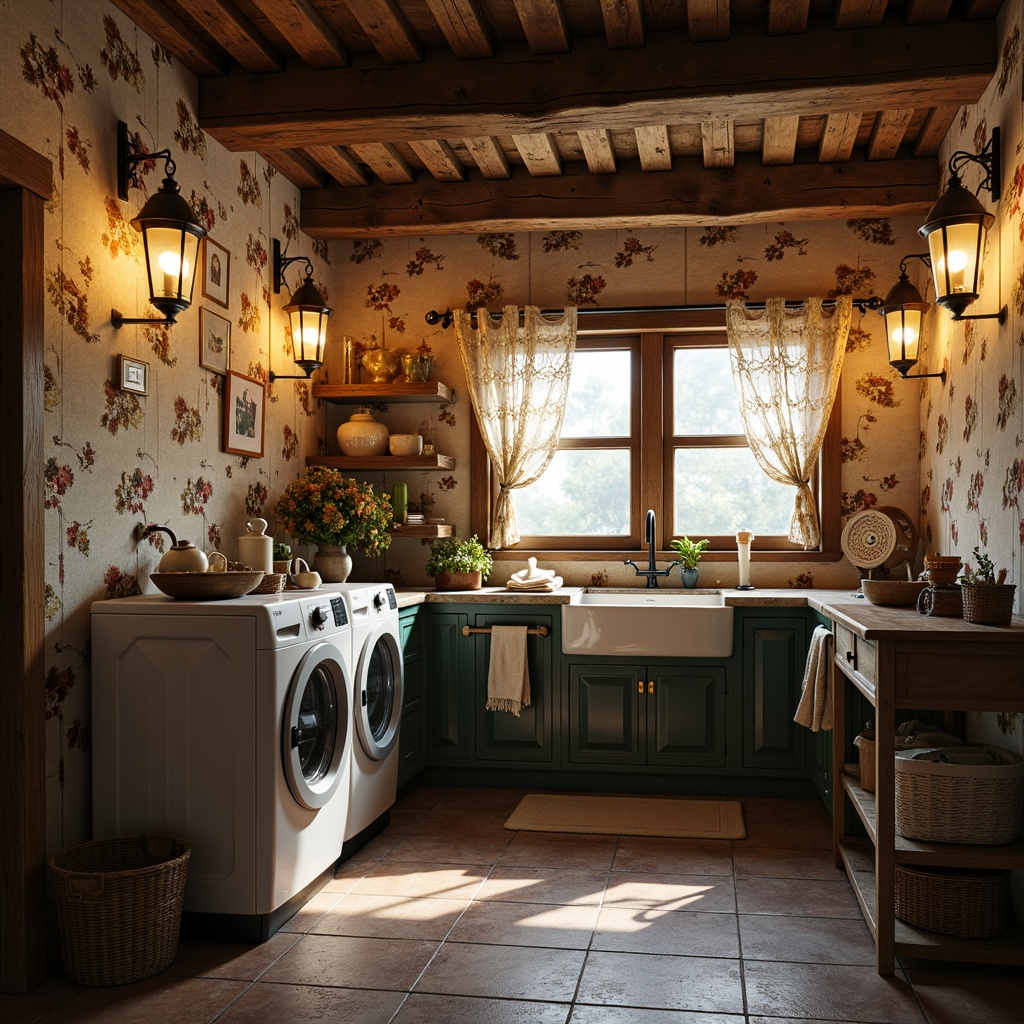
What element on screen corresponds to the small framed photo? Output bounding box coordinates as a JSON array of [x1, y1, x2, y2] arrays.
[[223, 370, 265, 458], [199, 307, 231, 375], [118, 354, 149, 395], [202, 236, 231, 309]]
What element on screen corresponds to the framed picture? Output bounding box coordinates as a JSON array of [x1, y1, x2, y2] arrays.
[[199, 307, 231, 375], [118, 354, 149, 395], [201, 236, 230, 309], [223, 370, 265, 458]]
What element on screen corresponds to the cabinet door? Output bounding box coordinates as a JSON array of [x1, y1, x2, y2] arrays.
[[473, 611, 555, 764], [742, 615, 808, 770], [568, 665, 643, 765], [398, 605, 426, 786], [426, 611, 470, 761], [647, 667, 727, 767]]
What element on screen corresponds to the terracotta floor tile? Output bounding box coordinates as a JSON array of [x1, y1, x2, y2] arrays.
[[408, 812, 512, 838], [739, 913, 876, 965], [735, 876, 861, 918], [385, 832, 511, 864], [447, 899, 599, 948], [592, 906, 740, 958], [475, 865, 608, 906], [498, 834, 618, 870], [39, 975, 248, 1024], [572, 1008, 744, 1024], [743, 961, 926, 1022], [414, 941, 586, 1001], [395, 786, 451, 812], [351, 863, 487, 900], [311, 893, 469, 940], [740, 798, 831, 826], [612, 837, 734, 876], [739, 822, 834, 850], [261, 934, 440, 990], [576, 950, 744, 1014], [604, 871, 737, 914], [394, 992, 570, 1023], [436, 787, 531, 813], [216, 982, 405, 1022], [904, 964, 1024, 1024], [167, 931, 301, 979], [276, 890, 344, 933], [732, 844, 844, 880]]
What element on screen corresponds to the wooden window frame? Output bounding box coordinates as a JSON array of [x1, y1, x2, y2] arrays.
[[470, 311, 843, 563]]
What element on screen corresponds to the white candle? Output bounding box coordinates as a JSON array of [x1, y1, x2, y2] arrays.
[[736, 529, 754, 589]]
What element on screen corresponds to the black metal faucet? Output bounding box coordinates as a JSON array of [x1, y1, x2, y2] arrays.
[[624, 509, 680, 588]]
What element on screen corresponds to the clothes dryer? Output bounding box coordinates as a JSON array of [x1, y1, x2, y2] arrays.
[[91, 590, 353, 940], [331, 583, 404, 845]]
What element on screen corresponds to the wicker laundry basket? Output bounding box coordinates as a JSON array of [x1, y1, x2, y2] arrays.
[[895, 864, 1010, 938], [854, 730, 876, 792], [49, 833, 190, 986], [895, 745, 1024, 844], [961, 583, 1016, 626]]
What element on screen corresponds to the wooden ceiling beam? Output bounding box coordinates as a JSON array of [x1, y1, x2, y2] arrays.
[[511, 133, 563, 175], [300, 153, 940, 238], [905, 0, 955, 24], [578, 129, 617, 173], [867, 108, 915, 159], [199, 20, 996, 150], [834, 0, 888, 30], [350, 142, 416, 183], [463, 136, 511, 177], [512, 0, 571, 54], [913, 105, 958, 157], [174, 0, 281, 72], [687, 0, 730, 42], [409, 140, 466, 181], [109, 0, 227, 75], [701, 119, 734, 167], [762, 115, 800, 165], [305, 145, 370, 186], [425, 0, 496, 58], [343, 0, 423, 63], [247, 0, 350, 68], [599, 0, 645, 48], [767, 0, 809, 35], [261, 148, 325, 188], [635, 125, 672, 171], [818, 111, 862, 162]]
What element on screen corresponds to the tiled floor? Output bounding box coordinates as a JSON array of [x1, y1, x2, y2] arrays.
[[5, 786, 1023, 1023]]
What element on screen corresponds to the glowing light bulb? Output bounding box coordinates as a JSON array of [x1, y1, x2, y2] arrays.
[[891, 325, 918, 345], [157, 250, 189, 296]]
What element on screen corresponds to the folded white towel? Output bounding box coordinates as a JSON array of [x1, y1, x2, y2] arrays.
[[486, 625, 531, 716], [510, 556, 556, 583], [506, 576, 563, 592], [794, 625, 834, 732]]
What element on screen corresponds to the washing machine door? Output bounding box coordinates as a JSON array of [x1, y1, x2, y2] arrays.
[[283, 641, 351, 810], [354, 623, 403, 760]]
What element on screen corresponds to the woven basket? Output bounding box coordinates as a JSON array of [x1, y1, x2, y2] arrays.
[[962, 583, 1016, 626], [916, 584, 963, 617], [251, 571, 286, 594], [854, 730, 875, 792], [895, 745, 1024, 844], [895, 864, 1010, 938], [49, 834, 190, 986]]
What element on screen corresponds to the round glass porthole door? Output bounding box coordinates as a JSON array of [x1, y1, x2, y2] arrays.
[[355, 626, 403, 760], [283, 642, 351, 810]]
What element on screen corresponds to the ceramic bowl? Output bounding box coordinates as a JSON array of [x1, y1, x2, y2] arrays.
[[861, 579, 929, 607], [361, 349, 402, 383], [151, 570, 264, 599], [389, 433, 423, 456]]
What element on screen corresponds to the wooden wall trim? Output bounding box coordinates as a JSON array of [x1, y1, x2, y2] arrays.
[[0, 186, 47, 994], [0, 128, 53, 200]]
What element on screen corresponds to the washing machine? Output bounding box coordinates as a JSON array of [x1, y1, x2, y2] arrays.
[[331, 583, 404, 846], [91, 590, 353, 941]]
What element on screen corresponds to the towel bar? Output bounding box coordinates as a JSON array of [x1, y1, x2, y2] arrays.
[[461, 625, 549, 637]]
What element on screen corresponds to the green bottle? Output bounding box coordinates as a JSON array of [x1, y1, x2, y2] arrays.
[[391, 482, 408, 525]]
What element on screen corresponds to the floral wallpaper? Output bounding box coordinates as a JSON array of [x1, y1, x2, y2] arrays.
[[5, 0, 1021, 859]]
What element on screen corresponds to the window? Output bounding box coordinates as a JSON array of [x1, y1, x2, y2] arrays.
[[470, 314, 841, 560]]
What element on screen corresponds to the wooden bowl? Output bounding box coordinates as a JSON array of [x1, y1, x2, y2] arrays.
[[150, 570, 264, 599], [861, 580, 929, 607]]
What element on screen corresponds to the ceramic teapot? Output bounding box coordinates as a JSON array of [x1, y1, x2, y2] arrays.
[[288, 557, 321, 590], [144, 524, 210, 573]]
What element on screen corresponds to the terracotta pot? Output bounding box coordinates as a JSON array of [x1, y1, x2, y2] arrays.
[[434, 571, 482, 591]]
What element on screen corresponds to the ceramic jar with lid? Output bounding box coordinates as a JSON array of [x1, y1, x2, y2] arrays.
[[337, 407, 389, 456]]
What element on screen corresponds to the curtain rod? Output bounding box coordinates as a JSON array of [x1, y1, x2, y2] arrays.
[[424, 297, 882, 329]]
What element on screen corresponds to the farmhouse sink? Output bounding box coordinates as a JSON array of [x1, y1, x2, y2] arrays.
[[561, 588, 734, 658]]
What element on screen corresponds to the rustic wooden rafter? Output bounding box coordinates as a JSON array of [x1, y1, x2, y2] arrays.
[[425, 0, 496, 57], [109, 0, 227, 75], [174, 0, 281, 72], [599, 0, 645, 47], [343, 0, 423, 63], [248, 0, 350, 68]]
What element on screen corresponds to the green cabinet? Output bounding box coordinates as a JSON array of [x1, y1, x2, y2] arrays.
[[397, 605, 426, 786], [425, 610, 471, 761], [740, 613, 808, 771], [567, 662, 727, 769]]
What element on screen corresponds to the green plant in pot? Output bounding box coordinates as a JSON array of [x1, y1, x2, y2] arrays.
[[670, 536, 710, 589], [426, 535, 493, 591]]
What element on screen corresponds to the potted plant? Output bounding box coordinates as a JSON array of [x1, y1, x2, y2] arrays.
[[273, 466, 393, 582], [670, 536, 710, 589], [426, 535, 493, 591], [960, 547, 1016, 626]]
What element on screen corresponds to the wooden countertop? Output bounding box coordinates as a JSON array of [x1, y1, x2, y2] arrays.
[[819, 599, 1024, 641]]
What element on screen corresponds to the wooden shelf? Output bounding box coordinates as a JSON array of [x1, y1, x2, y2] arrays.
[[313, 382, 455, 405], [841, 771, 1024, 869], [841, 839, 1024, 966], [306, 454, 455, 471], [391, 524, 453, 538]]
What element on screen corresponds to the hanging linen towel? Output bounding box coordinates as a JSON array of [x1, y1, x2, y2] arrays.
[[486, 625, 531, 716], [794, 625, 834, 732]]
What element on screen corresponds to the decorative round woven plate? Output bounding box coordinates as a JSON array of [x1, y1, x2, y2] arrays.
[[151, 570, 264, 599]]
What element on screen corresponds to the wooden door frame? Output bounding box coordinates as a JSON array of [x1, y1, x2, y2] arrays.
[[1, 127, 51, 994]]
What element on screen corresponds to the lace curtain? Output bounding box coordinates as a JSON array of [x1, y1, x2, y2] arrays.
[[455, 305, 577, 548], [725, 297, 852, 549]]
